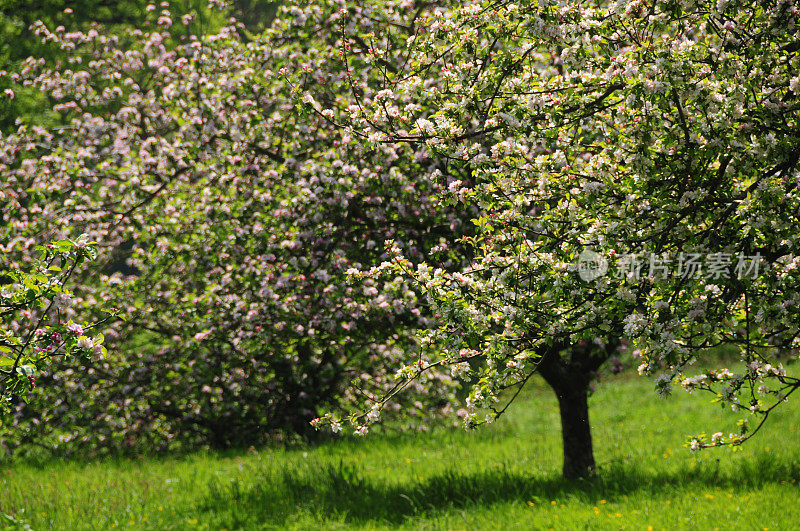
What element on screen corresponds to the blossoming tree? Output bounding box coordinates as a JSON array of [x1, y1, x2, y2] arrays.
[[0, 0, 470, 451], [308, 0, 800, 478]]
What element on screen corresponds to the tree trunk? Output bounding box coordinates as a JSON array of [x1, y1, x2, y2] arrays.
[[552, 379, 595, 480], [538, 349, 596, 480]]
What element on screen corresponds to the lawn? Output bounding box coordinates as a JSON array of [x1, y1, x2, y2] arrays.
[[2, 374, 799, 530]]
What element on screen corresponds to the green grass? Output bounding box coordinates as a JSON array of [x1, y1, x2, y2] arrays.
[[2, 374, 800, 530]]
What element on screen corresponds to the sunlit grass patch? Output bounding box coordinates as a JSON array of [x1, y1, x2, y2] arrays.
[[2, 375, 799, 529]]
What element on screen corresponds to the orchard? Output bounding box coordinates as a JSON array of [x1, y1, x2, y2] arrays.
[[0, 0, 799, 527]]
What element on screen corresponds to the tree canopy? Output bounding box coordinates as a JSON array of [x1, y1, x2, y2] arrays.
[[309, 0, 800, 476]]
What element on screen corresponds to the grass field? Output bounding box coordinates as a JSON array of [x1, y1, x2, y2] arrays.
[[2, 374, 800, 530]]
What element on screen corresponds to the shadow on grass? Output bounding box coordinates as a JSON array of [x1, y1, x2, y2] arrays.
[[196, 453, 800, 527]]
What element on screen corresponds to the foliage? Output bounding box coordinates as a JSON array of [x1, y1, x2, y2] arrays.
[[0, 238, 115, 420]]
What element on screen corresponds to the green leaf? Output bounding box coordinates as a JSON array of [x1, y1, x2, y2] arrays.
[[53, 240, 74, 252]]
